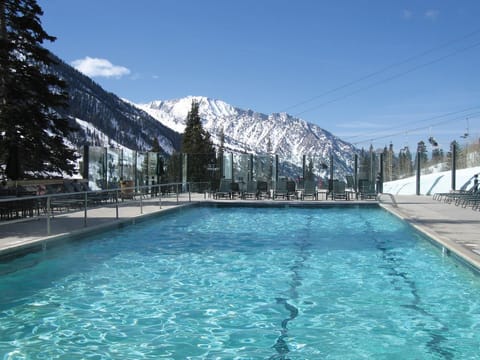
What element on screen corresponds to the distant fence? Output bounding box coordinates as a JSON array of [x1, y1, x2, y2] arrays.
[[0, 182, 201, 238], [3, 139, 479, 200]]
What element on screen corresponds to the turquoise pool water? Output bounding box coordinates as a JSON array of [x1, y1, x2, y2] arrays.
[[1, 205, 480, 359]]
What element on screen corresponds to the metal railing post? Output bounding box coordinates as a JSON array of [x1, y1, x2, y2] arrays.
[[115, 190, 119, 219], [159, 187, 162, 209], [176, 183, 179, 204], [84, 192, 88, 227], [140, 193, 143, 214], [46, 195, 51, 236], [188, 182, 191, 202]]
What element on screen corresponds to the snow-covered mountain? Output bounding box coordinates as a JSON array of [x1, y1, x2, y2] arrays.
[[47, 51, 357, 179], [136, 96, 357, 177], [50, 53, 182, 154]]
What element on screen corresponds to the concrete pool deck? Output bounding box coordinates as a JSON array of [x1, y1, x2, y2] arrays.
[[380, 195, 480, 270], [1, 194, 480, 270]]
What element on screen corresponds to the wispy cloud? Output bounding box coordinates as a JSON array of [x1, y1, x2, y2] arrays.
[[71, 57, 131, 78], [402, 9, 413, 20], [425, 9, 439, 20]]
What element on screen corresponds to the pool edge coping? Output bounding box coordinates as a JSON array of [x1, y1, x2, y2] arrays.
[[4, 199, 478, 275], [380, 203, 480, 274], [0, 202, 197, 260]]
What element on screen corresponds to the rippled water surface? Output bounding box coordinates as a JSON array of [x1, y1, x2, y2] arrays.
[[1, 205, 480, 359]]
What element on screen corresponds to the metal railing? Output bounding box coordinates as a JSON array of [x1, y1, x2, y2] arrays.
[[0, 182, 206, 237], [377, 193, 398, 208]]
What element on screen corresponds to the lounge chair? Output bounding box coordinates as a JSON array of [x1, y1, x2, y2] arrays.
[[274, 179, 288, 200], [286, 180, 297, 200], [257, 181, 269, 199], [230, 182, 241, 199], [332, 180, 347, 200], [358, 179, 376, 200], [302, 180, 317, 200], [243, 181, 257, 199], [274, 179, 297, 200], [215, 179, 232, 199]]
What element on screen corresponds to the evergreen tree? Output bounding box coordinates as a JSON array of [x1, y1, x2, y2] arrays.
[[305, 159, 315, 181], [415, 141, 428, 172], [0, 0, 77, 179], [181, 100, 215, 182], [215, 126, 225, 185], [150, 137, 161, 153], [165, 151, 182, 183], [398, 146, 413, 178]]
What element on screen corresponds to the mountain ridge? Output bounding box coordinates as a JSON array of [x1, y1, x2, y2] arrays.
[[136, 95, 357, 176], [49, 53, 182, 154], [49, 52, 357, 178]]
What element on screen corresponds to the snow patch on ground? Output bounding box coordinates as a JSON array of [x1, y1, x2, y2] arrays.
[[383, 166, 480, 195]]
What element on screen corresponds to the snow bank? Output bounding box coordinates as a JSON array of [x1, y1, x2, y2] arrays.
[[383, 166, 480, 195]]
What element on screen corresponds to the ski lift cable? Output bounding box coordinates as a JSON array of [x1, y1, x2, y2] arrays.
[[343, 105, 480, 141], [293, 40, 480, 117], [281, 28, 480, 113], [353, 111, 480, 145], [351, 111, 480, 146]]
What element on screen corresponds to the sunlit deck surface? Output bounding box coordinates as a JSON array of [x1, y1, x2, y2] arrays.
[[1, 194, 480, 271]]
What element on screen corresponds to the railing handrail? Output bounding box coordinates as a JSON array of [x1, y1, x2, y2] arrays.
[[377, 192, 398, 208], [0, 181, 200, 204], [0, 182, 198, 236]]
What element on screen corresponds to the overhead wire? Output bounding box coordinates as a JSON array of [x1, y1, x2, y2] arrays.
[[275, 28, 480, 148], [344, 105, 480, 141], [293, 40, 480, 117], [351, 110, 480, 146], [281, 27, 480, 114]]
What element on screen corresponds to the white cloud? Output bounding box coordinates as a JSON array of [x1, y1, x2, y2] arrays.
[[425, 9, 439, 20], [71, 57, 131, 78], [402, 9, 413, 20]]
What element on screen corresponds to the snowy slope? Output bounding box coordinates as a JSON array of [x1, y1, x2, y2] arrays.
[[383, 166, 480, 195], [136, 96, 357, 176]]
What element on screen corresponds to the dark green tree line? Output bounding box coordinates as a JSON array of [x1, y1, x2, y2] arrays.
[[180, 100, 215, 182], [0, 0, 77, 179]]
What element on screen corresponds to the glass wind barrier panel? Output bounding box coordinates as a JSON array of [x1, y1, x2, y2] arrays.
[[146, 152, 159, 189], [136, 152, 147, 194], [183, 154, 215, 183], [121, 149, 136, 182], [254, 155, 275, 191], [165, 153, 182, 183], [222, 154, 233, 180], [106, 148, 122, 189], [232, 154, 250, 192], [302, 155, 330, 190], [183, 153, 215, 192], [88, 147, 106, 190]]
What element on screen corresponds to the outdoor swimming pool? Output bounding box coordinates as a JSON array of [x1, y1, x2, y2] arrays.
[[1, 204, 480, 359]]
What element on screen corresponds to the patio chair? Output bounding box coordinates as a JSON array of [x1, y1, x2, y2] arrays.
[[302, 180, 317, 200], [215, 179, 232, 199], [243, 181, 258, 199], [257, 181, 269, 199], [274, 179, 297, 200], [274, 178, 288, 200], [230, 182, 241, 199], [286, 180, 297, 200], [358, 179, 377, 200], [332, 180, 347, 200]]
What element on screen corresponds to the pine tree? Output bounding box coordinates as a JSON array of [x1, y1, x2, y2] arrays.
[[150, 137, 161, 153], [181, 100, 215, 182], [0, 0, 78, 179], [215, 126, 225, 185]]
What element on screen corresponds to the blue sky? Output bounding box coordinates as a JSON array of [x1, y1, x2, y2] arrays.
[[39, 0, 480, 152]]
